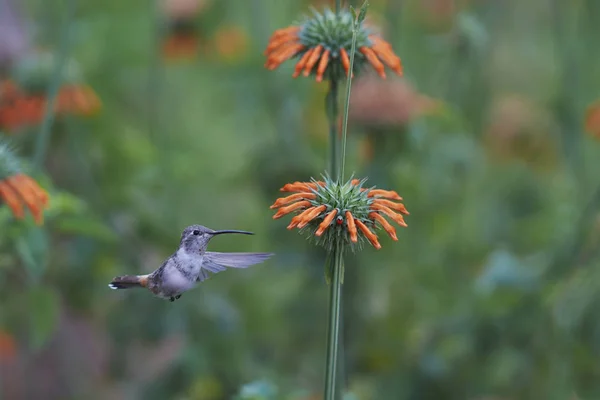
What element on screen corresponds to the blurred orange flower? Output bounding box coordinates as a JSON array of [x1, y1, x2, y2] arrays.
[[271, 177, 408, 250], [162, 33, 199, 60], [0, 173, 49, 225], [264, 8, 402, 82], [585, 100, 600, 139], [0, 80, 101, 132], [0, 331, 16, 361], [212, 26, 249, 62]]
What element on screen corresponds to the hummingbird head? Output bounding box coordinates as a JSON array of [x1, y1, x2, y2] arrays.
[[179, 224, 254, 253]]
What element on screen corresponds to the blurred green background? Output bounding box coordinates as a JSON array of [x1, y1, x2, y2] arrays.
[[1, 0, 600, 399]]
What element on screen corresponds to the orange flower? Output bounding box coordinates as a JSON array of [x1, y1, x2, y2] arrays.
[[212, 26, 249, 62], [270, 176, 408, 250], [0, 173, 50, 225], [162, 33, 199, 61], [0, 80, 101, 131], [585, 100, 600, 139], [264, 8, 402, 82]]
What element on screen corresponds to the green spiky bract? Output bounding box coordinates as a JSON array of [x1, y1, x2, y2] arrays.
[[299, 174, 376, 252], [0, 140, 22, 181], [296, 8, 373, 82]]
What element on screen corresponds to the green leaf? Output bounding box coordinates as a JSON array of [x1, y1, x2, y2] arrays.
[[28, 286, 60, 350], [349, 6, 357, 24], [357, 1, 370, 24]]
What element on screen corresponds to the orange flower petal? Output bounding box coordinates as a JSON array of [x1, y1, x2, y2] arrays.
[[7, 175, 44, 225], [345, 211, 358, 243], [351, 179, 360, 186], [18, 174, 49, 207], [372, 43, 403, 76], [0, 180, 25, 219], [367, 189, 403, 201], [315, 209, 337, 236], [265, 33, 300, 55], [360, 46, 386, 78], [266, 43, 305, 70], [280, 182, 312, 192], [355, 219, 381, 249], [370, 203, 407, 227], [293, 48, 315, 78], [273, 200, 311, 219], [372, 198, 409, 215], [297, 205, 327, 228], [270, 26, 301, 40], [287, 215, 303, 230], [303, 45, 323, 76], [305, 181, 326, 189], [270, 192, 316, 209], [315, 49, 330, 82], [369, 212, 398, 241], [340, 48, 350, 75]]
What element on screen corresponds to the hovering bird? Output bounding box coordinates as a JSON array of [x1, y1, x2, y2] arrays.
[[109, 225, 273, 302]]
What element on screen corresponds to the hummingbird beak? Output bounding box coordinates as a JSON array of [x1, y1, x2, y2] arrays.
[[211, 230, 254, 236]]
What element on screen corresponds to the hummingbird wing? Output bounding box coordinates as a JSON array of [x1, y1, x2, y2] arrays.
[[202, 252, 274, 275]]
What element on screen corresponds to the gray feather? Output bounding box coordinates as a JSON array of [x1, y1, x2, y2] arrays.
[[203, 252, 273, 272], [197, 268, 211, 282]]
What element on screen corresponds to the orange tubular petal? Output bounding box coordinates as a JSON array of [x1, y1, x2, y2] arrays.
[[369, 212, 398, 241], [351, 179, 360, 186], [340, 48, 350, 75], [315, 49, 330, 82], [305, 181, 325, 189], [303, 45, 323, 76], [345, 211, 358, 243], [266, 43, 304, 70], [297, 205, 327, 228], [355, 219, 381, 250], [372, 44, 403, 76], [267, 43, 304, 70], [270, 192, 316, 209], [287, 215, 303, 230], [315, 209, 337, 236], [372, 198, 409, 215], [273, 200, 311, 219], [0, 181, 25, 219], [360, 47, 386, 78], [369, 35, 393, 50], [18, 174, 49, 207], [293, 206, 317, 224], [271, 26, 301, 40], [293, 48, 315, 77], [265, 33, 300, 55], [280, 183, 312, 193], [370, 203, 408, 227], [367, 189, 403, 201], [7, 175, 43, 224]]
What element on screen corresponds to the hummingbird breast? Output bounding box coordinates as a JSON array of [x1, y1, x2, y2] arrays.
[[150, 251, 203, 298]]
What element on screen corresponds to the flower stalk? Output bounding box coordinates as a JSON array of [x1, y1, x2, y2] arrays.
[[324, 240, 344, 399]]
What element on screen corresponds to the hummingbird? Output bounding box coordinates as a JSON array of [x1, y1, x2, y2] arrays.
[[108, 224, 273, 302]]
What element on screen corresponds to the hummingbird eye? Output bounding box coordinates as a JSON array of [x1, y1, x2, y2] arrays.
[[192, 230, 200, 236]]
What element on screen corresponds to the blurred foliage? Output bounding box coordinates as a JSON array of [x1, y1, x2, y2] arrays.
[[1, 0, 600, 399]]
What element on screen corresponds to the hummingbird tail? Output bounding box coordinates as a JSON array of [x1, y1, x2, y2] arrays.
[[108, 274, 149, 290]]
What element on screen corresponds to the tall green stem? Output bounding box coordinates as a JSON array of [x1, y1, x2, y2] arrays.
[[336, 0, 342, 14], [33, 0, 74, 171], [324, 243, 344, 400], [327, 80, 340, 179], [340, 23, 359, 180]]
